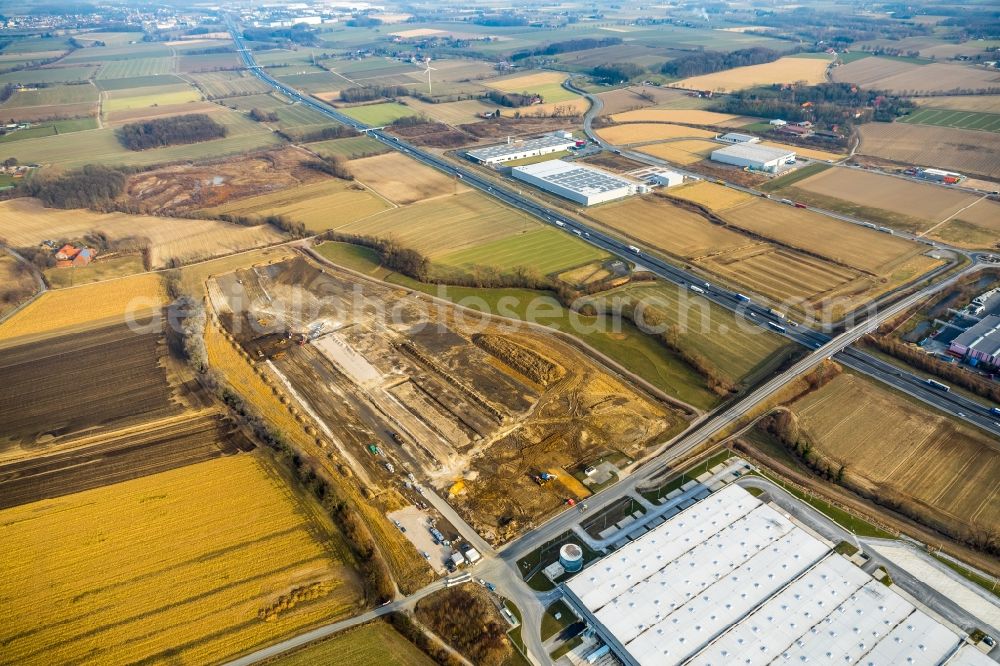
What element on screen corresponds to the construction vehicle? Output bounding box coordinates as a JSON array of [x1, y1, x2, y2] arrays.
[[533, 471, 557, 486], [383, 461, 395, 474], [368, 444, 382, 455], [565, 498, 576, 506]]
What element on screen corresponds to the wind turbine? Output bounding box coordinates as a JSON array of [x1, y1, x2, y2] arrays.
[[422, 57, 437, 95]]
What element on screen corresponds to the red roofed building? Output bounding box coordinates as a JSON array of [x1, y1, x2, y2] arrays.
[[72, 248, 95, 266], [55, 244, 79, 261]]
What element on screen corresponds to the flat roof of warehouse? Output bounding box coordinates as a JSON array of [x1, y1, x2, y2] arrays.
[[512, 159, 635, 195], [711, 142, 795, 162], [564, 484, 991, 666], [954, 314, 1000, 356], [466, 134, 575, 160]]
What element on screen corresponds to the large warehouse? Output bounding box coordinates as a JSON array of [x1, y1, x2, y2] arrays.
[[511, 159, 639, 206], [949, 314, 1000, 369], [562, 484, 992, 666], [465, 133, 577, 165], [711, 143, 795, 173]]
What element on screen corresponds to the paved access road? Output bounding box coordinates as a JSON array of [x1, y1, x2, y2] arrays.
[[222, 25, 1000, 665]]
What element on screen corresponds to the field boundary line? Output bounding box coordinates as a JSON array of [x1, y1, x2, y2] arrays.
[[919, 195, 987, 238]]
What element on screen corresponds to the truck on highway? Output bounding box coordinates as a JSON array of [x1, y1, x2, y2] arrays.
[[689, 285, 705, 294], [925, 379, 951, 392], [769, 308, 785, 319], [735, 293, 750, 302], [989, 407, 1000, 416], [768, 321, 787, 333], [628, 245, 641, 254], [555, 220, 565, 227]]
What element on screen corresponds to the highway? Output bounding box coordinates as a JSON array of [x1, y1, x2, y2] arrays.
[[224, 25, 1000, 664], [231, 26, 1000, 437]]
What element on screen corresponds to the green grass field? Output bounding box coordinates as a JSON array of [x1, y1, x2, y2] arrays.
[[606, 281, 793, 386], [271, 622, 433, 666], [0, 118, 98, 143], [438, 227, 609, 276], [0, 84, 98, 108], [274, 71, 346, 93], [306, 135, 390, 159], [94, 75, 186, 91], [898, 108, 1000, 133], [339, 102, 418, 125], [189, 71, 271, 98], [97, 57, 176, 80], [759, 162, 831, 192], [103, 85, 203, 113], [0, 66, 97, 85], [43, 255, 145, 288], [837, 51, 873, 64], [0, 108, 280, 168]]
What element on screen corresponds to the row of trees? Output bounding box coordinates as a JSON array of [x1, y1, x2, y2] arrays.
[[248, 108, 278, 122], [713, 82, 913, 129], [117, 114, 227, 151], [589, 62, 645, 83], [340, 85, 409, 103], [303, 155, 353, 180], [415, 586, 512, 666], [167, 293, 398, 603], [510, 36, 622, 61], [25, 164, 126, 209], [863, 334, 1000, 402], [483, 89, 539, 108], [288, 124, 357, 143], [660, 47, 780, 79], [242, 24, 317, 46]]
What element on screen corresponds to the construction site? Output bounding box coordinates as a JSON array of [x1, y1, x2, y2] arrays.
[[207, 253, 682, 545]]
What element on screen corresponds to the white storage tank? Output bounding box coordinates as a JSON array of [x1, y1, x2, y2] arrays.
[[559, 543, 584, 572]]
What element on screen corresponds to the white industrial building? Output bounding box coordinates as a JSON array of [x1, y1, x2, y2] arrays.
[[711, 143, 796, 173], [511, 159, 639, 206], [562, 484, 993, 666], [466, 132, 577, 165], [716, 132, 760, 144]]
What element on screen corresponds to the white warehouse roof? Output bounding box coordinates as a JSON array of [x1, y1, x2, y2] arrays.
[[711, 142, 795, 164], [564, 484, 992, 666], [466, 134, 575, 163], [511, 159, 636, 197]]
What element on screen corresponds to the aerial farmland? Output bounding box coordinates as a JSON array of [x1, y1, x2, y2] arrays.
[[3, 1, 1000, 663]]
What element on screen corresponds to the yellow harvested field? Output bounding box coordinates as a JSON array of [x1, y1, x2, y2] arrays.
[[834, 60, 1000, 94], [720, 199, 926, 275], [203, 180, 392, 233], [637, 139, 719, 164], [795, 167, 981, 223], [205, 320, 316, 448], [669, 181, 754, 211], [759, 140, 844, 162], [609, 109, 745, 126], [952, 198, 1000, 232], [699, 245, 861, 301], [673, 56, 832, 92], [0, 273, 166, 343], [348, 152, 468, 204], [400, 97, 500, 125], [105, 100, 220, 125], [0, 455, 364, 666], [859, 123, 1000, 180], [0, 198, 284, 268], [484, 70, 567, 92], [596, 122, 716, 144], [336, 191, 532, 257], [793, 372, 1000, 536], [587, 196, 751, 259]]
